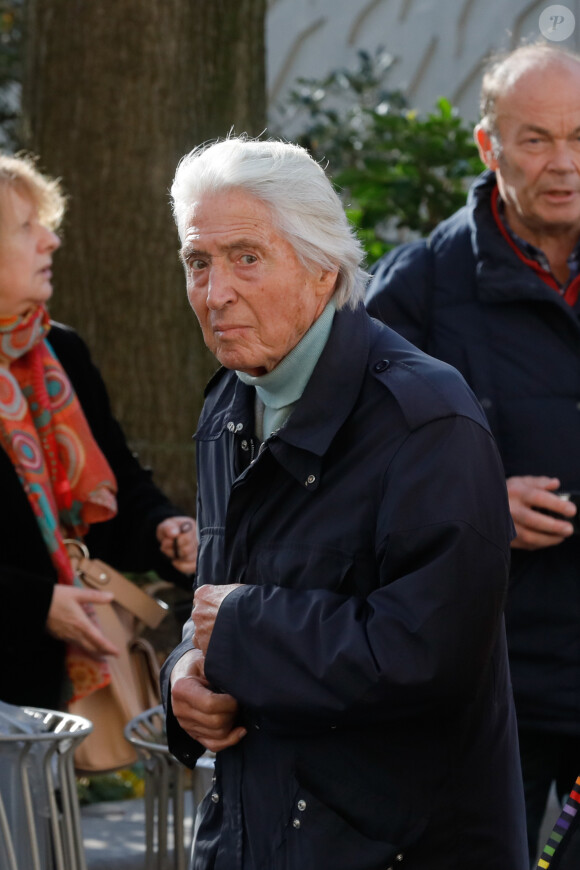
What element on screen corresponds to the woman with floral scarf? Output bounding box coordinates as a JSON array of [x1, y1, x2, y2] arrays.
[[0, 153, 196, 711]]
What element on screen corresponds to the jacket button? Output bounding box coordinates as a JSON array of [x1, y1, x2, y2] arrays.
[[373, 359, 390, 373], [305, 474, 316, 485], [297, 799, 306, 811], [211, 792, 220, 803], [292, 818, 301, 829]]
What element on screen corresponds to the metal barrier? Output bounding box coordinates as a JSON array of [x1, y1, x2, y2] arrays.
[[124, 705, 214, 870], [0, 702, 93, 870]]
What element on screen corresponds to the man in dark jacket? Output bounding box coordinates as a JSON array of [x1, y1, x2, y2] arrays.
[[367, 43, 580, 864], [162, 136, 527, 869]]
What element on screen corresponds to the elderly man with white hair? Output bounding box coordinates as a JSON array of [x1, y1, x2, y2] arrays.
[[161, 136, 527, 869]]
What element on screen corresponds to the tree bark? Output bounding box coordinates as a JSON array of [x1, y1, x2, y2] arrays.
[[21, 0, 266, 515]]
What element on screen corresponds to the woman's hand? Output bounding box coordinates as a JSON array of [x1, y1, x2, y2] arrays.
[[46, 585, 120, 656], [156, 517, 198, 573]]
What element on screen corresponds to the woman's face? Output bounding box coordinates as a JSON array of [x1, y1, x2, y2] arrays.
[[0, 186, 61, 318]]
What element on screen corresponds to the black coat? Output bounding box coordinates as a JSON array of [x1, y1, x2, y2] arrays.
[[0, 322, 191, 710], [162, 305, 527, 870], [367, 170, 580, 736]]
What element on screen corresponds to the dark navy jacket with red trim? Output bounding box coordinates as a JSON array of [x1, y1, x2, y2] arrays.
[[162, 303, 527, 869], [367, 169, 580, 737]]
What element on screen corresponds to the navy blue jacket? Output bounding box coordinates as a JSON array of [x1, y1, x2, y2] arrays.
[[162, 304, 527, 870], [367, 170, 580, 736], [0, 322, 191, 710]]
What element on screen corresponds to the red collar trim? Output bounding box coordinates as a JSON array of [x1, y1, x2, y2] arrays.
[[490, 186, 580, 307]]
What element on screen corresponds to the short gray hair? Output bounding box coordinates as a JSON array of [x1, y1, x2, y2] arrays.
[[170, 136, 368, 310], [479, 43, 580, 150]]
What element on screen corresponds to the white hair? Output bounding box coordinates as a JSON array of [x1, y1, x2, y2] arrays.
[[170, 136, 368, 310]]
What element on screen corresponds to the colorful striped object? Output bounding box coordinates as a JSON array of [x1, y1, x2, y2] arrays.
[[537, 776, 580, 869]]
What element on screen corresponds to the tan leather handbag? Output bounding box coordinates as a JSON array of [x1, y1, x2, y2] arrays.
[[65, 541, 168, 774]]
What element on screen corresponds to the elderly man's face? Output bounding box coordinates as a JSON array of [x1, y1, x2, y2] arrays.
[[477, 60, 580, 243], [180, 189, 337, 376]]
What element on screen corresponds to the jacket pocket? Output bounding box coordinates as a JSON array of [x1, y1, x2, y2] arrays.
[[263, 780, 402, 870]]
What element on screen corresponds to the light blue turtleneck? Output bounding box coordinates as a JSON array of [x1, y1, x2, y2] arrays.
[[236, 299, 336, 441]]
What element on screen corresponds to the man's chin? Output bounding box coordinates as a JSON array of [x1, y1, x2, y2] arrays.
[[541, 216, 580, 236], [520, 206, 580, 238]]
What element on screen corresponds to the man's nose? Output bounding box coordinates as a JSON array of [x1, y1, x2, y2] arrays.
[[206, 262, 237, 309], [547, 141, 578, 172]]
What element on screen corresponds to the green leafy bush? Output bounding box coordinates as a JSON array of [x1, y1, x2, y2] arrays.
[[276, 49, 483, 263]]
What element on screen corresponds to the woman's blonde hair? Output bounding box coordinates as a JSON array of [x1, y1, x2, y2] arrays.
[[0, 153, 66, 231]]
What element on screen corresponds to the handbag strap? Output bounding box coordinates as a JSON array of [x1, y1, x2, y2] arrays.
[[65, 540, 169, 629]]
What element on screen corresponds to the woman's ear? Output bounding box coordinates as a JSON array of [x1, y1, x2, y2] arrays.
[[474, 125, 499, 171]]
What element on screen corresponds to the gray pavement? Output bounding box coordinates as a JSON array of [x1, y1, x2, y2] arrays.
[[81, 792, 194, 870], [81, 752, 213, 870]]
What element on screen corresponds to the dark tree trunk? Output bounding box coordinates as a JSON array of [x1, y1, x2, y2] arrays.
[[21, 0, 267, 514]]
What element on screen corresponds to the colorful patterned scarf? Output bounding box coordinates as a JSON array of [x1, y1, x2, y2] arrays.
[[0, 305, 118, 702]]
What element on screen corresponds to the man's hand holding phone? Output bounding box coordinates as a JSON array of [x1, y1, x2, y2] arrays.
[[508, 476, 578, 550]]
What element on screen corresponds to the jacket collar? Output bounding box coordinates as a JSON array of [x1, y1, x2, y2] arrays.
[[270, 305, 369, 488], [196, 305, 370, 490], [465, 171, 580, 313], [279, 304, 368, 451]]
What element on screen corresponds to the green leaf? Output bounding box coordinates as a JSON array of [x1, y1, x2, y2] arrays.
[[274, 48, 481, 264]]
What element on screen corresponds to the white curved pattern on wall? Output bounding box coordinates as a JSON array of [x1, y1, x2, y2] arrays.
[[267, 0, 580, 129]]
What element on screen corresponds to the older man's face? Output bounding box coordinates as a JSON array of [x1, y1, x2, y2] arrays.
[[480, 60, 580, 244], [180, 189, 337, 376]]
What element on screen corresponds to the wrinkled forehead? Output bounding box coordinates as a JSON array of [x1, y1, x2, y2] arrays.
[[179, 187, 276, 239], [493, 58, 580, 137], [181, 188, 280, 247]]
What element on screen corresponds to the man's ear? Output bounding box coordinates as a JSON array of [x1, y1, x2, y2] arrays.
[[474, 125, 499, 171], [316, 267, 340, 299]]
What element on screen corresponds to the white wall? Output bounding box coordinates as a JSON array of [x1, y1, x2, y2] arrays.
[[267, 0, 580, 131]]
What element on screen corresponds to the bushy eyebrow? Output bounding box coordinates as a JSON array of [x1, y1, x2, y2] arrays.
[[180, 237, 266, 264], [180, 242, 207, 264], [518, 123, 580, 137]]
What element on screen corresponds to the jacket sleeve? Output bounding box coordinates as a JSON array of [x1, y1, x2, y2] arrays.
[[160, 483, 205, 767], [160, 634, 207, 769], [203, 414, 511, 732], [366, 240, 433, 351]]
